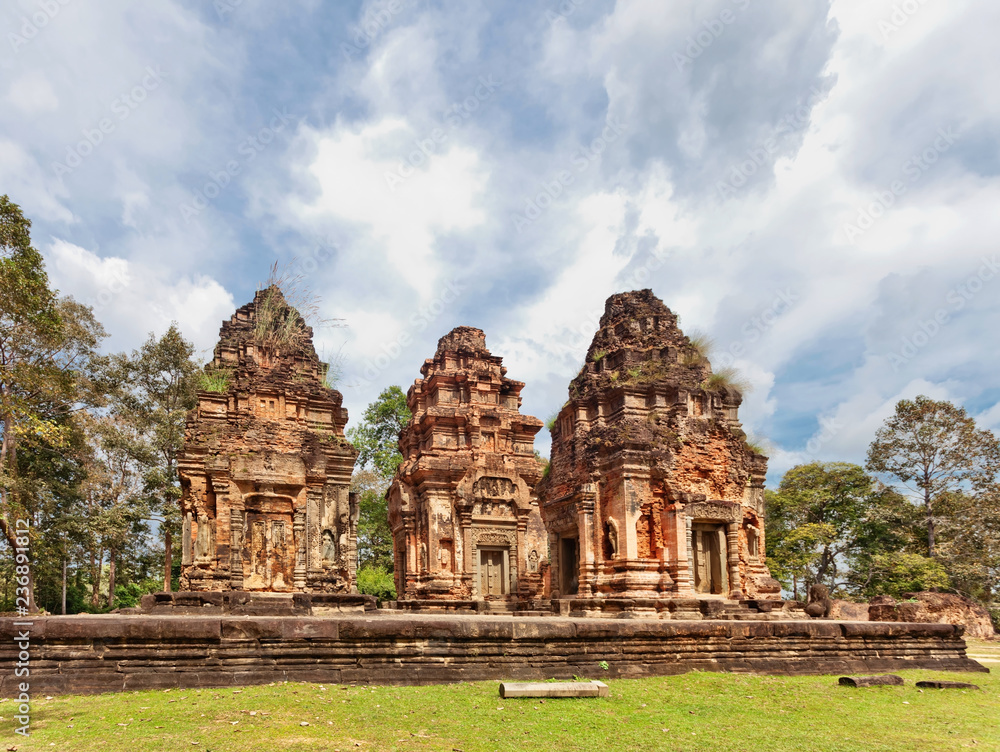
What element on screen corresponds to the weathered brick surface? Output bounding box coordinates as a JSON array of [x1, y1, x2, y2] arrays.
[[178, 287, 359, 593], [869, 592, 998, 639], [539, 290, 780, 601], [388, 327, 546, 604], [0, 614, 984, 696]]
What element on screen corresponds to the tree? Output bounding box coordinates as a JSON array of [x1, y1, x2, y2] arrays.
[[97, 326, 198, 591], [0, 196, 105, 611], [348, 386, 411, 478], [850, 552, 950, 599], [866, 396, 1000, 557], [346, 386, 411, 574], [765, 462, 921, 597], [931, 489, 1000, 602]]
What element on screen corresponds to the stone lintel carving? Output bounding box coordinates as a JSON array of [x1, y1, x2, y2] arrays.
[[684, 500, 742, 524]]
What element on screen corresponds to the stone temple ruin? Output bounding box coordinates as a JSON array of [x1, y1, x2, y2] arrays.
[[538, 290, 781, 607], [1, 287, 985, 696], [174, 288, 782, 609], [388, 326, 547, 604], [177, 287, 359, 594]]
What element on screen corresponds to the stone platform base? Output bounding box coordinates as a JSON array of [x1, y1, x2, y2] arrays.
[[135, 591, 376, 616], [0, 612, 986, 696], [387, 597, 805, 620]]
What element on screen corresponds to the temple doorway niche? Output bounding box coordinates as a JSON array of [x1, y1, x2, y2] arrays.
[[691, 522, 726, 595], [560, 537, 579, 595], [242, 494, 295, 591], [478, 547, 507, 597]]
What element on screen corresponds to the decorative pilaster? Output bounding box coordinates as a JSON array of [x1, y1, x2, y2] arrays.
[[229, 508, 243, 589], [726, 523, 742, 599], [293, 510, 306, 590], [182, 512, 193, 566]]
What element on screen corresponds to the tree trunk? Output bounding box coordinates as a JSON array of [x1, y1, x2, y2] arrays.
[[164, 526, 172, 593], [107, 548, 117, 610], [62, 556, 67, 615], [91, 546, 103, 607], [23, 565, 37, 613], [925, 487, 936, 557]]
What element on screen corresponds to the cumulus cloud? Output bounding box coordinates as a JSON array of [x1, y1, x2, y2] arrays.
[[45, 240, 235, 356], [2, 0, 997, 485]]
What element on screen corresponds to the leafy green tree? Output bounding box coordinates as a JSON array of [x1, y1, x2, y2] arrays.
[[349, 386, 411, 478], [0, 196, 105, 611], [866, 396, 1000, 557], [97, 326, 198, 591], [766, 463, 877, 592], [766, 462, 921, 597], [932, 489, 1000, 601], [849, 552, 949, 599], [347, 386, 411, 575]]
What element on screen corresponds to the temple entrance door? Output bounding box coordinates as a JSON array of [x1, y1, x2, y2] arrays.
[[479, 548, 506, 597], [560, 537, 579, 596], [692, 523, 725, 595], [243, 512, 293, 591]]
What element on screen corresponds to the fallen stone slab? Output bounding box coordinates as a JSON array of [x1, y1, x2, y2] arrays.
[[499, 681, 609, 698], [838, 675, 904, 687], [915, 680, 980, 690]]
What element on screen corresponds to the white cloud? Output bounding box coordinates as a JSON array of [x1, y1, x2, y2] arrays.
[[6, 71, 59, 113], [45, 239, 235, 356], [290, 117, 489, 300]]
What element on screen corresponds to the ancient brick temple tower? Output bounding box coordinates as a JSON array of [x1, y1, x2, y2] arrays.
[[178, 287, 359, 593], [388, 326, 547, 603], [538, 290, 780, 601]]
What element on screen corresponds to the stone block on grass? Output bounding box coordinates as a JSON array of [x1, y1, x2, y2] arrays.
[[915, 680, 980, 690], [499, 680, 610, 698], [838, 675, 904, 687]]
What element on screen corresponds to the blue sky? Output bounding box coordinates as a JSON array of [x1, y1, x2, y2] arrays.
[[3, 0, 999, 484]]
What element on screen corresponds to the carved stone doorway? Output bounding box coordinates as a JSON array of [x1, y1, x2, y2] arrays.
[[479, 548, 506, 597], [560, 537, 579, 595], [243, 512, 294, 591], [692, 523, 726, 595]]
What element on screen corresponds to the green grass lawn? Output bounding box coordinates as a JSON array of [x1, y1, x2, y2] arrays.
[[2, 643, 996, 752]]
